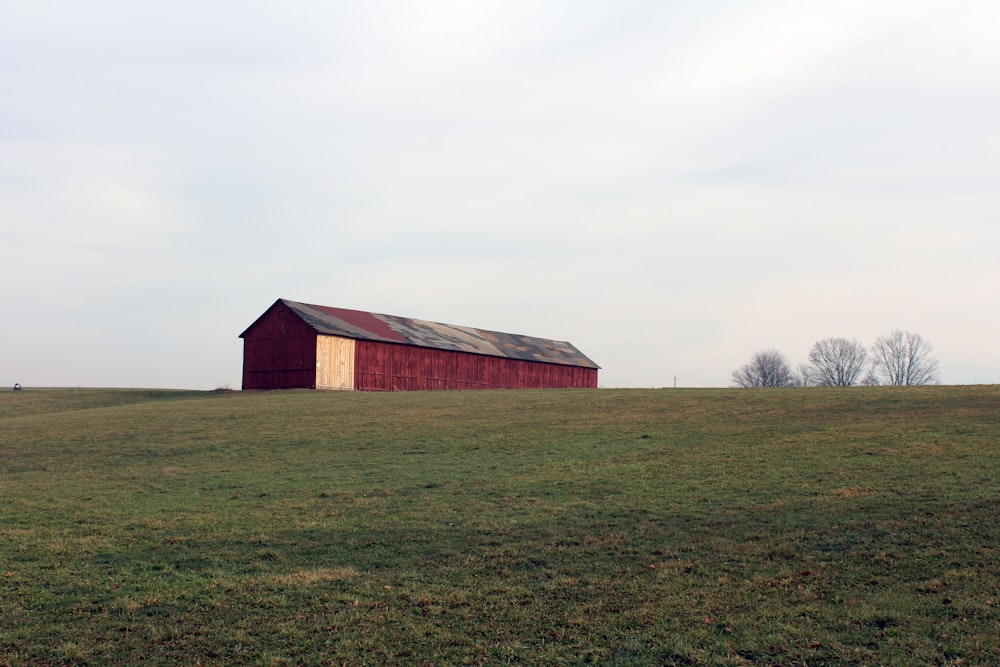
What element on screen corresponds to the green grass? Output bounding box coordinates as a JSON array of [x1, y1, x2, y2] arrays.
[[1, 385, 999, 665]]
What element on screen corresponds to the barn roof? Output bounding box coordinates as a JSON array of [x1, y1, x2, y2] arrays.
[[242, 299, 600, 369]]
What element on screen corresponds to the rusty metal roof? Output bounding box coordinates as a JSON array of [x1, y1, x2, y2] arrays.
[[264, 299, 600, 369]]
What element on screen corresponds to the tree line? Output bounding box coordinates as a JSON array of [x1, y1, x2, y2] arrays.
[[732, 330, 940, 388]]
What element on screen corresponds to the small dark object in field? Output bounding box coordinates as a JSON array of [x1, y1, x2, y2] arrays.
[[13, 383, 21, 391], [640, 434, 651, 439]]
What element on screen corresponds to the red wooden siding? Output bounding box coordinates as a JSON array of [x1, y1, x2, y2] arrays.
[[353, 340, 597, 391], [242, 301, 319, 389], [240, 298, 599, 391]]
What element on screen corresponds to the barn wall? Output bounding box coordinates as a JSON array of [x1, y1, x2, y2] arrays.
[[316, 335, 356, 390], [353, 340, 598, 391], [242, 301, 318, 389]]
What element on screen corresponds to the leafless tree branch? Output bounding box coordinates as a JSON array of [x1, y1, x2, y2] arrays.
[[869, 330, 939, 386], [805, 338, 868, 387], [732, 350, 795, 388]]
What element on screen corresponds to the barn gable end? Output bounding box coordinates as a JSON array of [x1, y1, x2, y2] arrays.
[[240, 300, 320, 390], [240, 299, 599, 391]]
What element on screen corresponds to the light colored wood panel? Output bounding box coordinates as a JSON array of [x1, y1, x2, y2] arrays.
[[316, 335, 355, 390]]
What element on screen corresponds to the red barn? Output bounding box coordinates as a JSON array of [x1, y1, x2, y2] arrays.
[[239, 299, 600, 391]]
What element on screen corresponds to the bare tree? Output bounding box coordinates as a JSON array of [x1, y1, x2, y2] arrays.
[[805, 337, 868, 387], [732, 350, 795, 388], [795, 363, 814, 387], [869, 330, 940, 386], [860, 372, 881, 387]]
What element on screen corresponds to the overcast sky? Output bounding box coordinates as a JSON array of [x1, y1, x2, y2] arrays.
[[3, 1, 998, 389]]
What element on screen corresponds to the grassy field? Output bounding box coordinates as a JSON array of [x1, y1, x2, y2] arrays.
[[1, 385, 998, 666]]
